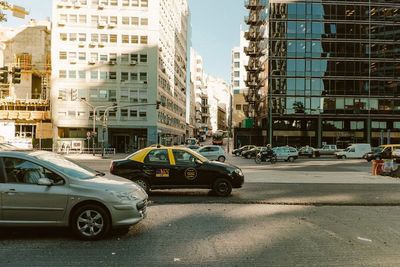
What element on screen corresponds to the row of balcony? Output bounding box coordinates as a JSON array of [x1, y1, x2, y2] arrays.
[[244, 12, 267, 26], [0, 111, 51, 121], [58, 21, 117, 29]]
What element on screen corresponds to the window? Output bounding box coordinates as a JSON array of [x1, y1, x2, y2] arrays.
[[234, 52, 240, 59], [130, 53, 138, 62], [78, 70, 86, 79], [91, 33, 99, 42], [69, 33, 77, 41], [122, 0, 129, 6], [60, 33, 67, 41], [91, 15, 98, 25], [121, 72, 129, 81], [69, 14, 77, 23], [79, 15, 87, 24], [110, 34, 117, 43], [131, 17, 139, 25], [59, 51, 67, 60], [78, 33, 86, 41], [60, 14, 67, 21], [140, 18, 148, 26], [140, 0, 148, 7], [110, 16, 117, 24], [109, 72, 117, 80], [109, 53, 117, 63], [234, 71, 240, 77], [139, 54, 147, 63], [110, 0, 117, 6], [121, 109, 128, 117], [131, 35, 139, 44], [233, 81, 240, 87], [90, 71, 98, 80], [69, 52, 77, 60], [122, 35, 129, 43], [69, 70, 76, 79], [131, 0, 139, 7], [121, 54, 129, 63], [145, 149, 169, 163], [140, 36, 148, 44], [172, 150, 196, 165], [99, 54, 108, 62], [90, 52, 98, 61], [139, 72, 147, 81], [3, 157, 63, 185], [100, 71, 107, 80], [59, 70, 67, 78], [122, 16, 129, 25], [100, 34, 108, 43], [236, 104, 241, 111], [234, 62, 240, 68], [78, 52, 86, 60], [130, 72, 138, 81], [139, 110, 146, 118], [121, 89, 129, 101], [130, 109, 138, 117]]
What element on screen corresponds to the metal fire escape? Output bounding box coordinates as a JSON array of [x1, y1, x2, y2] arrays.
[[244, 0, 266, 127]]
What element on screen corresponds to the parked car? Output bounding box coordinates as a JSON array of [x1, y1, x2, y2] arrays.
[[315, 144, 341, 156], [273, 146, 299, 162], [298, 146, 319, 158], [186, 145, 201, 150], [110, 147, 244, 196], [242, 146, 267, 159], [0, 151, 148, 240], [0, 143, 20, 151], [367, 144, 400, 161], [232, 145, 256, 156], [196, 145, 226, 162], [363, 147, 383, 162], [335, 143, 371, 159]]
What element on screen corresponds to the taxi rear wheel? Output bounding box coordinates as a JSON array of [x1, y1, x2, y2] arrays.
[[218, 156, 225, 162], [133, 178, 150, 193], [212, 178, 232, 197]]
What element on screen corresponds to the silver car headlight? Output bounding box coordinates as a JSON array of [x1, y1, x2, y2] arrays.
[[110, 191, 139, 202]]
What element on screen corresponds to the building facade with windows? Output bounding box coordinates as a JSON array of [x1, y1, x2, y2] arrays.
[[231, 28, 249, 127], [250, 0, 400, 147], [51, 0, 189, 152], [0, 20, 52, 149]]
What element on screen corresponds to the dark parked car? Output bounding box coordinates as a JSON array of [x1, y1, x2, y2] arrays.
[[242, 147, 266, 159], [232, 145, 256, 157], [362, 147, 384, 161], [111, 147, 244, 197]]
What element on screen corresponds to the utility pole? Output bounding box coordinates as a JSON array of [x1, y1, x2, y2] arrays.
[[0, 1, 29, 22]]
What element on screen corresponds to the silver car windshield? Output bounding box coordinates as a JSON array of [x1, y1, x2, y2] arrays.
[[33, 153, 97, 179]]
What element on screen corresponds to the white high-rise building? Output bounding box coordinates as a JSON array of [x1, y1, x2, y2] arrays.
[[51, 0, 189, 151], [205, 75, 230, 133], [231, 28, 249, 127]]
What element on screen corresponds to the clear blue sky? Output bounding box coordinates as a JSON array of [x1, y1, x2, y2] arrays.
[[2, 0, 246, 83]]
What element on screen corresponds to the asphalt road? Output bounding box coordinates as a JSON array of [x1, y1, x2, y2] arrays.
[[2, 154, 400, 266]]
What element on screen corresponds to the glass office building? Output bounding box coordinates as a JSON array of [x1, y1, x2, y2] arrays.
[[265, 0, 400, 147]]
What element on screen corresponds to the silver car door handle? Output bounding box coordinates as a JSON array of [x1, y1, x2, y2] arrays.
[[6, 189, 16, 195]]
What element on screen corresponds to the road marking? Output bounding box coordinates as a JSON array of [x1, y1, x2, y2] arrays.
[[357, 237, 372, 242]]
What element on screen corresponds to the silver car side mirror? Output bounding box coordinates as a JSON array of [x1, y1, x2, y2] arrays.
[[38, 177, 53, 186]]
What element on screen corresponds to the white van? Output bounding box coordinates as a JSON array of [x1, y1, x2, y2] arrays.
[[335, 143, 371, 159]]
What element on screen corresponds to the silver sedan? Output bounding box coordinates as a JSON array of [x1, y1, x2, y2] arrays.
[[0, 151, 148, 240]]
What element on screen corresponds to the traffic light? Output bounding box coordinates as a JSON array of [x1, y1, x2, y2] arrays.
[[12, 67, 21, 84], [0, 66, 8, 84], [156, 101, 161, 109]]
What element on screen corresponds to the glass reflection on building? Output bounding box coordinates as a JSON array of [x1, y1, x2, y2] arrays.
[[267, 0, 400, 147]]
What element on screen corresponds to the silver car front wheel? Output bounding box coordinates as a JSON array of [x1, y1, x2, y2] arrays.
[[72, 204, 110, 240]]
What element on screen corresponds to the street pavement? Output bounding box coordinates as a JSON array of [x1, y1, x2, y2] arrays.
[[1, 151, 400, 266]]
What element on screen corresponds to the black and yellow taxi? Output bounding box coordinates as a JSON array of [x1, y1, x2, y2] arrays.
[[110, 146, 244, 196]]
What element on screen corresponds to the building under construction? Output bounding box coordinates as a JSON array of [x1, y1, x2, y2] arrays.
[[0, 20, 52, 149]]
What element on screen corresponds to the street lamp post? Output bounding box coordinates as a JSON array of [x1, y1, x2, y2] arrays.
[[80, 98, 116, 156]]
